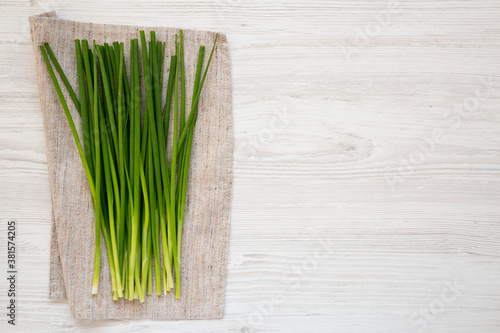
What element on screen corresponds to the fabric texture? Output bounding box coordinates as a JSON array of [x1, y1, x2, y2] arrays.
[[30, 11, 233, 319]]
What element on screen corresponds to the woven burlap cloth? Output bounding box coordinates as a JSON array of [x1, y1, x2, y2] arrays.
[[30, 12, 233, 319]]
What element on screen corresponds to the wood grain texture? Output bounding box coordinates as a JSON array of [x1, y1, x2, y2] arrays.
[[1, 0, 500, 331]]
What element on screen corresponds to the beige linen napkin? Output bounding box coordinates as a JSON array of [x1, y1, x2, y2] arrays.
[[30, 12, 233, 319]]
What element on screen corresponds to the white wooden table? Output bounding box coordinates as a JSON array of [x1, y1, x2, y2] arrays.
[[1, 1, 499, 332]]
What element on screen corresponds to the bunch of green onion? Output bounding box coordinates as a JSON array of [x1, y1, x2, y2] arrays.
[[39, 30, 218, 301]]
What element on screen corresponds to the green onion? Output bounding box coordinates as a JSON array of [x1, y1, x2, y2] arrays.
[[40, 30, 218, 301]]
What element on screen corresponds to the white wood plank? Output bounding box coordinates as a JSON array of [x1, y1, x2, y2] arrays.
[[1, 0, 500, 332]]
